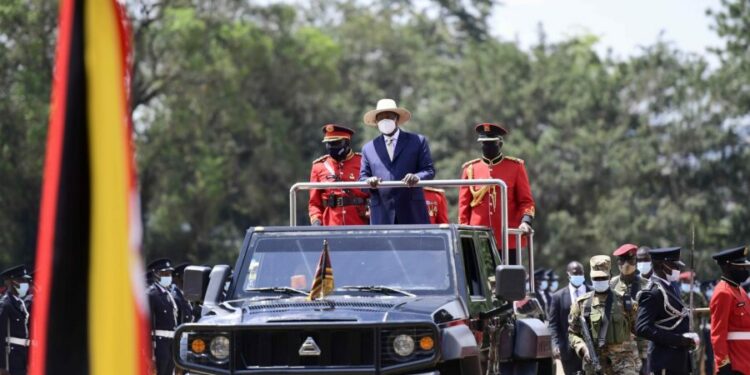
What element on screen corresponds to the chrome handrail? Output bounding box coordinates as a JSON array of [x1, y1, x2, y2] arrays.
[[290, 178, 519, 263]]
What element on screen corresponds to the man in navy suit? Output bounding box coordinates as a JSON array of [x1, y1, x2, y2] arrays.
[[549, 261, 589, 374], [359, 98, 435, 224]]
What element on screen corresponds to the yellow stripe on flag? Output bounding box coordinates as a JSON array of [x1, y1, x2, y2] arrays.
[[85, 0, 142, 373]]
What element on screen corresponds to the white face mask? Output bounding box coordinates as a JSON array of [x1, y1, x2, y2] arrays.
[[550, 281, 559, 292], [592, 280, 610, 293], [637, 262, 652, 275], [706, 289, 714, 299], [666, 268, 680, 282], [15, 282, 30, 298], [680, 283, 691, 293], [158, 276, 172, 288], [540, 280, 548, 290], [377, 119, 396, 135]]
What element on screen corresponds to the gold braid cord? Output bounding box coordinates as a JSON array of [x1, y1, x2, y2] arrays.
[[467, 164, 496, 210]]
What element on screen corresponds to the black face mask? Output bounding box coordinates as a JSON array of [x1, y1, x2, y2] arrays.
[[481, 141, 502, 159], [728, 268, 750, 284], [326, 140, 351, 161]]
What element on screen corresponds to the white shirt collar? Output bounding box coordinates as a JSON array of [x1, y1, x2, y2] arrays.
[[384, 128, 400, 141], [569, 282, 586, 299]]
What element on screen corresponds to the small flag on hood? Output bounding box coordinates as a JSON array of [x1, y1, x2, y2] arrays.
[[308, 240, 334, 300]]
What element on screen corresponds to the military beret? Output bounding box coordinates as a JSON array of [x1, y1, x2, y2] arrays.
[[712, 245, 750, 266], [147, 258, 174, 272], [590, 255, 611, 278], [613, 243, 638, 257], [321, 124, 354, 143], [649, 247, 685, 266], [0, 265, 31, 281], [475, 123, 509, 141]]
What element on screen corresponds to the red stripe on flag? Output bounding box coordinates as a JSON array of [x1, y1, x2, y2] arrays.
[[28, 0, 76, 373]]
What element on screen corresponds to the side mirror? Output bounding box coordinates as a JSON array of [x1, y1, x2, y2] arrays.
[[202, 265, 231, 313], [495, 265, 526, 301], [183, 266, 211, 303]]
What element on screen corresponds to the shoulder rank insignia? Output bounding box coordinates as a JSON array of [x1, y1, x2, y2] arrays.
[[462, 158, 481, 168], [504, 156, 524, 164], [312, 155, 328, 164]]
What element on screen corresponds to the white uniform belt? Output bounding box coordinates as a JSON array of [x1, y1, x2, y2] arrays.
[[5, 337, 30, 347], [153, 330, 174, 338], [727, 332, 750, 340]]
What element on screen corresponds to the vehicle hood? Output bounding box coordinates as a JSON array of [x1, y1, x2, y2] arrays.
[[197, 295, 468, 325]]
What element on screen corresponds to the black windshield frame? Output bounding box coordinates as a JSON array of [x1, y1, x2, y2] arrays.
[[232, 228, 457, 299]]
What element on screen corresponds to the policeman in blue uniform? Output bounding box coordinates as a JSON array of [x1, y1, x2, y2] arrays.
[[0, 265, 31, 375], [170, 262, 193, 325], [636, 247, 697, 375], [147, 258, 178, 375]]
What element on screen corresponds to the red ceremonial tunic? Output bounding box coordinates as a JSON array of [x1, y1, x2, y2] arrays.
[[308, 152, 369, 225], [424, 187, 449, 224], [710, 278, 750, 374], [458, 156, 535, 250]]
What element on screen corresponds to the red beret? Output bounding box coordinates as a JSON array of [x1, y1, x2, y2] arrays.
[[679, 271, 695, 282], [613, 243, 638, 256]]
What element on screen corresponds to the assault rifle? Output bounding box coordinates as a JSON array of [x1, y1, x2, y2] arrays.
[[577, 314, 603, 375]]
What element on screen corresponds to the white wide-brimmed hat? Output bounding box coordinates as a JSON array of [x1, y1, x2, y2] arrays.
[[363, 98, 411, 126]]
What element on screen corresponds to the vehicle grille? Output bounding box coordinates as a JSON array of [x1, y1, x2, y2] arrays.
[[236, 327, 376, 368]]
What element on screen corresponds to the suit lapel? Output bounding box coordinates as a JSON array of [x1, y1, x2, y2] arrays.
[[373, 135, 392, 167], [392, 130, 408, 161]]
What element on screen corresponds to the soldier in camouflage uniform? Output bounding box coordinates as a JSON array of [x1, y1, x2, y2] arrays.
[[569, 255, 641, 375], [610, 244, 650, 374]]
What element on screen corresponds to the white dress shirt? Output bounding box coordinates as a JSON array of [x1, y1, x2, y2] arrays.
[[384, 129, 400, 160], [569, 283, 586, 302]]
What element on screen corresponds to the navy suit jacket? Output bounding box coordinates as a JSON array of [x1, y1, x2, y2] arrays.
[[359, 130, 435, 224]]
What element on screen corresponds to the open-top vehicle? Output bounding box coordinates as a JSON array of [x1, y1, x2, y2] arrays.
[[175, 179, 552, 374]]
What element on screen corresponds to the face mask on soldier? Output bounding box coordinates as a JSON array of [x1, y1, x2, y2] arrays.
[[592, 279, 610, 293], [481, 141, 502, 159], [728, 268, 750, 284], [680, 283, 691, 293], [637, 261, 652, 275], [326, 140, 350, 161], [619, 262, 636, 275]]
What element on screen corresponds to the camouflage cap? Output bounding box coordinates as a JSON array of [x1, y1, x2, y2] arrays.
[[590, 255, 611, 278]]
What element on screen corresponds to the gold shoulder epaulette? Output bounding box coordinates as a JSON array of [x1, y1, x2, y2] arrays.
[[423, 187, 445, 193], [505, 156, 524, 164], [462, 158, 481, 168], [312, 155, 328, 164]]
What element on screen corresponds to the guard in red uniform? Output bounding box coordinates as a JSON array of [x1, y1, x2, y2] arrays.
[[424, 187, 449, 224], [710, 245, 750, 375], [458, 123, 535, 264], [309, 124, 369, 226]]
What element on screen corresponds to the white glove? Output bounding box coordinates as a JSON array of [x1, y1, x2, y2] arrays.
[[519, 222, 532, 233]]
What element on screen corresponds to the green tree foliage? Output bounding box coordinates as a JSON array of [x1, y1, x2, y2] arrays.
[[0, 0, 748, 280]]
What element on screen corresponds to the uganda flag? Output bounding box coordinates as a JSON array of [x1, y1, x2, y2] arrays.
[[28, 0, 151, 374], [308, 240, 334, 301]]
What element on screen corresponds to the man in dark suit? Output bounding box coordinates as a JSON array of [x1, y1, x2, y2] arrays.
[[636, 247, 697, 375], [533, 268, 549, 314], [360, 98, 435, 224], [549, 261, 589, 374]]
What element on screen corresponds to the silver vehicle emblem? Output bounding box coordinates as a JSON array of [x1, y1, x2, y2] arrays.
[[298, 336, 321, 356]]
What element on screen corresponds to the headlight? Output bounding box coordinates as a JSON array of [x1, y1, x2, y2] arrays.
[[393, 334, 415, 357], [210, 336, 230, 360]]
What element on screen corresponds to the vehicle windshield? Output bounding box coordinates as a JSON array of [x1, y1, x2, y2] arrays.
[[235, 229, 454, 298]]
